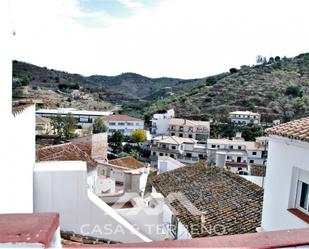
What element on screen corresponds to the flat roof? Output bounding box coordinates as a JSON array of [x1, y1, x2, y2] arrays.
[[34, 161, 87, 171], [36, 108, 112, 116], [0, 213, 59, 247]]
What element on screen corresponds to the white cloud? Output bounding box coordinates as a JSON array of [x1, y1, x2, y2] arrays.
[[10, 0, 309, 79], [117, 0, 145, 9]]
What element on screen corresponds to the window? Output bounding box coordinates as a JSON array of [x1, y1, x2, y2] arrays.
[[171, 145, 176, 150], [127, 122, 133, 126], [252, 151, 257, 155], [152, 152, 156, 156], [249, 160, 254, 164], [171, 215, 178, 238], [171, 133, 175, 136], [179, 133, 183, 137], [118, 122, 125, 126], [159, 153, 163, 156], [188, 134, 193, 138], [297, 181, 309, 213], [186, 153, 192, 158], [238, 146, 242, 150], [211, 145, 216, 148], [289, 168, 309, 219], [170, 154, 175, 158], [109, 122, 116, 126]]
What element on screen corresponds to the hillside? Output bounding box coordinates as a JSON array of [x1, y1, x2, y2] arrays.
[[12, 61, 205, 110], [141, 53, 309, 122]]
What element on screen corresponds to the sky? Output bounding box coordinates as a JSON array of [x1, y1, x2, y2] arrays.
[[9, 0, 309, 79]]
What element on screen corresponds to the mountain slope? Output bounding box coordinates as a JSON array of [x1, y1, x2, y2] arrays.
[[12, 61, 206, 107], [143, 53, 309, 122]]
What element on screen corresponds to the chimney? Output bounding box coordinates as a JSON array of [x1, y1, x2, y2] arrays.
[[123, 170, 141, 193], [91, 133, 108, 160], [71, 133, 108, 161]]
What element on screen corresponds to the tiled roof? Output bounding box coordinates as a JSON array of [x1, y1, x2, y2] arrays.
[[151, 163, 263, 238], [144, 170, 158, 194], [250, 164, 266, 177], [101, 115, 143, 122], [169, 118, 210, 127], [37, 143, 96, 168], [61, 231, 120, 246], [36, 116, 51, 125], [108, 156, 147, 170], [266, 117, 309, 143]]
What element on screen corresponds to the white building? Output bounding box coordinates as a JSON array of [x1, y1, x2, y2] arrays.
[[36, 108, 112, 129], [157, 156, 186, 174], [34, 161, 153, 243], [168, 118, 210, 141], [150, 136, 207, 166], [261, 117, 309, 231], [229, 111, 261, 125], [101, 114, 144, 136], [150, 109, 175, 135], [207, 134, 267, 174]]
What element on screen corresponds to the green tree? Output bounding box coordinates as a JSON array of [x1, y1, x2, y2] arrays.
[[51, 114, 65, 137], [130, 129, 147, 142], [285, 84, 303, 97], [238, 123, 264, 141], [92, 118, 107, 134], [109, 130, 124, 154], [63, 114, 77, 139], [129, 149, 140, 160], [51, 114, 77, 140]]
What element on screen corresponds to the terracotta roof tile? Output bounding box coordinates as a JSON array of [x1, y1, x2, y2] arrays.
[[151, 163, 263, 238], [108, 156, 146, 170], [266, 116, 309, 142], [101, 115, 143, 122], [36, 143, 96, 168]]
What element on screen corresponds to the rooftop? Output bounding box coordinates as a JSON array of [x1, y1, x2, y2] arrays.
[[36, 143, 96, 168], [101, 114, 143, 122], [266, 116, 309, 143], [36, 108, 112, 116], [229, 110, 260, 116], [169, 118, 210, 127], [153, 135, 197, 145], [108, 156, 147, 170], [0, 213, 59, 247], [208, 138, 266, 151], [151, 163, 263, 238], [97, 228, 309, 248]]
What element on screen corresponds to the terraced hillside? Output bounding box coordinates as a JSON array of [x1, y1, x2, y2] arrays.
[[143, 53, 309, 122]]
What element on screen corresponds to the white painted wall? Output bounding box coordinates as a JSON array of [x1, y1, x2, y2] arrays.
[[0, 2, 35, 214], [0, 105, 35, 213], [157, 157, 185, 174], [116, 195, 166, 241], [162, 204, 191, 240], [240, 175, 265, 188], [33, 161, 151, 243], [261, 135, 309, 231], [107, 121, 144, 136]]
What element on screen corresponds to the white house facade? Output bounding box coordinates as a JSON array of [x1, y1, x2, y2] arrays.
[[150, 109, 175, 135], [101, 115, 144, 136], [261, 117, 309, 231], [229, 111, 261, 125]]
